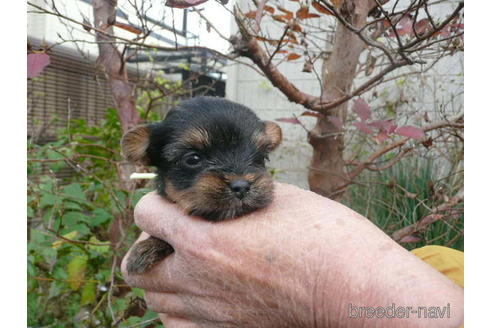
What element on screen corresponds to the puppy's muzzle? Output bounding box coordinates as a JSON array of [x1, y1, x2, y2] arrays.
[[229, 179, 251, 199]]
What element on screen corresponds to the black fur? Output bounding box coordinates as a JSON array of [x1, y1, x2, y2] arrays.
[[123, 97, 281, 274]]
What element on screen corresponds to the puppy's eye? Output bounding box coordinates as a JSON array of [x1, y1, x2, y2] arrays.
[[182, 153, 202, 168], [254, 154, 269, 166]]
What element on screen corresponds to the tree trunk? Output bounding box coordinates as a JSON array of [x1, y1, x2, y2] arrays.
[[308, 0, 371, 199], [93, 0, 141, 247], [92, 0, 140, 133]]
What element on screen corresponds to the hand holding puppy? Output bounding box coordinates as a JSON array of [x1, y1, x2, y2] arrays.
[[122, 183, 464, 328]]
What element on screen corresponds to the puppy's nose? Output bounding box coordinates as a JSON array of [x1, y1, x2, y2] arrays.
[[229, 180, 251, 199]]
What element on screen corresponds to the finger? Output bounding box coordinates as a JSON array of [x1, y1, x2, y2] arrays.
[[159, 313, 200, 328], [145, 291, 188, 317], [134, 191, 212, 246]]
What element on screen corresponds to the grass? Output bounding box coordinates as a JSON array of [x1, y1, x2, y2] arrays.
[[344, 158, 463, 251]]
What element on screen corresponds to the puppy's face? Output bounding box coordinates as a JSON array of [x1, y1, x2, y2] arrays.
[[121, 97, 282, 221]]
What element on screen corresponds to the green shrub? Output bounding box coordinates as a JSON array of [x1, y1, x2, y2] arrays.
[[28, 108, 162, 327]]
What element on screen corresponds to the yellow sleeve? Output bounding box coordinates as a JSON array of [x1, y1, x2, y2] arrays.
[[411, 245, 464, 288], [411, 245, 464, 328]]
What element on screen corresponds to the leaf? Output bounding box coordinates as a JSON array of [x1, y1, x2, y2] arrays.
[[312, 1, 334, 15], [275, 117, 301, 124], [27, 53, 50, 78], [165, 0, 209, 8], [396, 15, 413, 36], [414, 19, 431, 36], [264, 5, 275, 14], [90, 208, 112, 226], [62, 183, 87, 202], [62, 212, 89, 228], [296, 7, 321, 19], [400, 235, 421, 243], [368, 119, 396, 134], [272, 14, 288, 23], [67, 255, 88, 290], [292, 22, 303, 32], [352, 98, 372, 121], [245, 11, 257, 19], [276, 6, 294, 19], [296, 7, 308, 19], [39, 193, 57, 208], [301, 111, 323, 118], [81, 282, 97, 306], [87, 236, 110, 255], [395, 126, 425, 139], [113, 22, 142, 35], [287, 53, 301, 61], [52, 231, 79, 249], [374, 131, 389, 143], [353, 122, 373, 134]]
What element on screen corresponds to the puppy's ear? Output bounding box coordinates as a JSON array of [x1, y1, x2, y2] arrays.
[[262, 121, 283, 152], [121, 125, 151, 165]]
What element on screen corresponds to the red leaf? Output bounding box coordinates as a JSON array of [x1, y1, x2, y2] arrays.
[[165, 0, 208, 8], [296, 6, 309, 19], [395, 126, 425, 139], [312, 2, 334, 16], [296, 7, 320, 19], [27, 53, 50, 78], [264, 5, 275, 14], [368, 119, 391, 130], [292, 23, 303, 32], [353, 122, 373, 134], [301, 111, 323, 118], [276, 117, 301, 124], [352, 98, 372, 121], [368, 119, 396, 134], [328, 116, 343, 130], [414, 19, 431, 36], [374, 131, 389, 143], [272, 15, 288, 23], [397, 15, 413, 36], [276, 7, 294, 20], [113, 22, 142, 35], [287, 53, 301, 61], [386, 124, 397, 134], [245, 11, 257, 19], [400, 235, 421, 243]]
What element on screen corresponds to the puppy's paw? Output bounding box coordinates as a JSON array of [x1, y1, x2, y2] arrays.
[[126, 236, 174, 275]]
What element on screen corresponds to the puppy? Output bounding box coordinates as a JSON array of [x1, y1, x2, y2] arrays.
[[121, 97, 282, 274]]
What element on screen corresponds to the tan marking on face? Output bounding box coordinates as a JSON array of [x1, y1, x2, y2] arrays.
[[254, 121, 283, 152], [165, 174, 229, 214], [244, 173, 258, 183], [180, 127, 210, 149], [121, 125, 151, 164]]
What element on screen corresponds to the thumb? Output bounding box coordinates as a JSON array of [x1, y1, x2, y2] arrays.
[[134, 191, 213, 247]]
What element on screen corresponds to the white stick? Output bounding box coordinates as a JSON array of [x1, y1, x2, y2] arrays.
[[130, 172, 157, 180]]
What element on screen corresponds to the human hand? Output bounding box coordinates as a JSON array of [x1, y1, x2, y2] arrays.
[[122, 183, 463, 328]]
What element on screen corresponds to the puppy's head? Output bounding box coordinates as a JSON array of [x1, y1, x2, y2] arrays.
[[121, 97, 282, 221]]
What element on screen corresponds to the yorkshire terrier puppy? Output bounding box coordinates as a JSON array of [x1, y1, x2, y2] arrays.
[[121, 96, 282, 274]]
